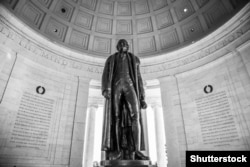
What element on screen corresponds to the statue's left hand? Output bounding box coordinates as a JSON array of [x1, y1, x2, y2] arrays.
[[140, 100, 147, 109]]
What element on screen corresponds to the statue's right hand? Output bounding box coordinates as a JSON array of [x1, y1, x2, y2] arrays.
[[103, 90, 111, 99]]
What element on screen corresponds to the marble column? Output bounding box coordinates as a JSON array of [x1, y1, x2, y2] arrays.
[[93, 105, 104, 164], [69, 77, 91, 167], [141, 108, 150, 156], [159, 76, 186, 167], [151, 104, 167, 167], [141, 83, 149, 156], [82, 105, 98, 167]]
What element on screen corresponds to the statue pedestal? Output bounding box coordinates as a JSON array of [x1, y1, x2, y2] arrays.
[[100, 160, 157, 167]]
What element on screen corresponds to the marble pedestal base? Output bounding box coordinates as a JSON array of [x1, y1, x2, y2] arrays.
[[100, 160, 157, 167]]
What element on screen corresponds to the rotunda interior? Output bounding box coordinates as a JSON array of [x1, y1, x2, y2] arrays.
[[0, 0, 250, 167]]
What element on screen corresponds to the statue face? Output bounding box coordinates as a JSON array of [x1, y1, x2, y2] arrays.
[[117, 39, 129, 52]]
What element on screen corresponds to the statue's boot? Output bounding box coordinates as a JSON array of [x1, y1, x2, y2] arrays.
[[110, 151, 122, 160], [131, 115, 141, 149], [131, 116, 149, 160], [134, 151, 150, 160]]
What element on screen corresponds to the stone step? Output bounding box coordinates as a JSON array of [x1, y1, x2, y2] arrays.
[[100, 160, 157, 167], [99, 165, 157, 166]]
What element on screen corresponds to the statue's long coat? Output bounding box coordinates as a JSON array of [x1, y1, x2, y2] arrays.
[[101, 52, 146, 151]]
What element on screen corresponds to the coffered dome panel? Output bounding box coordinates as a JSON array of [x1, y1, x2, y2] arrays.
[[181, 17, 203, 41], [92, 36, 111, 54], [116, 20, 132, 35], [20, 1, 45, 29], [74, 10, 93, 30], [117, 1, 131, 16], [69, 30, 89, 50], [203, 1, 229, 28], [136, 17, 153, 34], [53, 0, 74, 21], [99, 0, 114, 15], [1, 0, 248, 58], [45, 18, 68, 41], [37, 0, 53, 8], [95, 17, 113, 34], [138, 36, 156, 54], [196, 0, 209, 8], [81, 0, 97, 11], [135, 0, 150, 15], [159, 29, 179, 50], [174, 0, 194, 21], [152, 0, 168, 11], [155, 10, 174, 29]]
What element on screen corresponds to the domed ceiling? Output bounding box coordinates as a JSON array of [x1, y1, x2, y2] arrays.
[[1, 0, 248, 58]]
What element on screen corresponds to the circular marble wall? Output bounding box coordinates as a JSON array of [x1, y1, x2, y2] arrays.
[[0, 2, 250, 167]]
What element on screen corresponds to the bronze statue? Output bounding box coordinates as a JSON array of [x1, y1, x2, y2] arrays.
[[101, 39, 149, 160]]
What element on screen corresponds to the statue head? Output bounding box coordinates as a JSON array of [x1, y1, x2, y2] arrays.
[[116, 39, 129, 52]]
